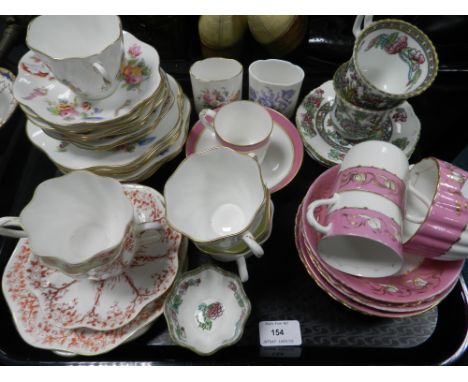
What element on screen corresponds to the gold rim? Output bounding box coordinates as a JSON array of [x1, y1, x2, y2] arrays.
[[189, 57, 243, 82], [353, 19, 439, 100], [164, 146, 270, 244]]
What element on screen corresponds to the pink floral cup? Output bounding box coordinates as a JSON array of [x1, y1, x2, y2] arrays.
[[403, 158, 468, 261], [306, 141, 409, 278], [190, 57, 243, 114]]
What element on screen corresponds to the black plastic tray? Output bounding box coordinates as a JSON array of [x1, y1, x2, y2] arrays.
[[0, 69, 467, 365]]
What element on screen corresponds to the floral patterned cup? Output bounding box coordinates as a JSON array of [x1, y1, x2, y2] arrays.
[[341, 18, 438, 110], [306, 141, 409, 278], [332, 64, 394, 141], [190, 57, 242, 114], [26, 16, 125, 100], [249, 59, 304, 118]]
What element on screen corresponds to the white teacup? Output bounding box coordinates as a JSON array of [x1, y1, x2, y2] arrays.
[[0, 171, 162, 278], [199, 101, 273, 163], [248, 59, 304, 118], [164, 147, 270, 281], [26, 16, 124, 100], [307, 141, 409, 277], [190, 57, 243, 114]]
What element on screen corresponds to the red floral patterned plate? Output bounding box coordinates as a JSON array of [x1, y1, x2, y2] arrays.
[[23, 184, 181, 331]]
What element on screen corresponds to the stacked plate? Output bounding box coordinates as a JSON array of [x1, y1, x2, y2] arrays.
[[14, 31, 190, 182], [2, 185, 187, 356], [295, 165, 464, 318]]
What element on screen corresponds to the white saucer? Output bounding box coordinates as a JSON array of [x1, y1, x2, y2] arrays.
[[14, 31, 161, 127], [295, 80, 421, 167], [0, 68, 17, 128], [186, 107, 303, 193]]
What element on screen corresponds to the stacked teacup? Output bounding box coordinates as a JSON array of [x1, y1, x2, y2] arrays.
[[297, 141, 466, 317], [331, 16, 438, 142], [165, 146, 273, 283], [14, 16, 190, 182]]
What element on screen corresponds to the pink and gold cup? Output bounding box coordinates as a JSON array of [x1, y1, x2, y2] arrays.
[[306, 141, 409, 278]]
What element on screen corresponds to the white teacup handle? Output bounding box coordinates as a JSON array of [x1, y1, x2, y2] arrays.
[[0, 216, 28, 238], [352, 15, 374, 38], [405, 184, 432, 224], [92, 62, 112, 90], [199, 109, 217, 131], [242, 231, 264, 258], [306, 193, 340, 235], [236, 256, 248, 283]]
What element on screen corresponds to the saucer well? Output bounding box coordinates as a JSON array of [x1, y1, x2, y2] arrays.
[[300, 165, 464, 305], [186, 107, 303, 193], [164, 264, 251, 356], [23, 184, 181, 331], [295, 81, 421, 167], [14, 31, 161, 127], [0, 68, 17, 128]]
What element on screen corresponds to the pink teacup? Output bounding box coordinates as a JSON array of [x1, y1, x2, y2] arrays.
[[403, 158, 468, 261], [306, 141, 408, 277]]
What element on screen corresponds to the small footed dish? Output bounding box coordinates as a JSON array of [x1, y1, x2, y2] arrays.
[[164, 264, 251, 356]]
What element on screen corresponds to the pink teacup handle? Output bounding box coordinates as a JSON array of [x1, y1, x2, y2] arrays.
[[199, 109, 217, 132], [306, 193, 340, 235], [0, 216, 28, 238], [242, 231, 264, 258], [405, 184, 432, 224], [92, 62, 112, 90], [352, 15, 373, 38]]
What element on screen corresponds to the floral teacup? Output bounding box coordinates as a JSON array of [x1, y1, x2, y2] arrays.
[[342, 18, 438, 110], [249, 59, 304, 118], [190, 57, 243, 114]]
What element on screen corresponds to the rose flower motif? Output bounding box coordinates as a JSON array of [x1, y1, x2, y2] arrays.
[[206, 302, 223, 320], [384, 35, 408, 54], [409, 49, 425, 64]]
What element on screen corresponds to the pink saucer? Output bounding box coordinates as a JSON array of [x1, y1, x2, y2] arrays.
[[294, 208, 436, 318], [186, 107, 303, 193], [300, 166, 464, 305]]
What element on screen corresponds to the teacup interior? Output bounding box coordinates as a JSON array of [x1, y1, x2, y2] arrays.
[[250, 59, 304, 85], [403, 158, 438, 242], [165, 149, 265, 242], [215, 101, 272, 145], [357, 27, 429, 95], [191, 58, 242, 81], [27, 16, 121, 58], [20, 172, 132, 264]]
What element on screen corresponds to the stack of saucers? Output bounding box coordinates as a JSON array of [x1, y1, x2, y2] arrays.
[[295, 165, 464, 318], [14, 17, 189, 182], [2, 173, 187, 356]]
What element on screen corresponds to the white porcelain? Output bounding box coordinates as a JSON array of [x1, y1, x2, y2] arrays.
[[0, 68, 17, 128], [199, 101, 273, 163], [295, 80, 421, 167], [164, 147, 268, 257], [208, 201, 274, 282], [190, 57, 242, 114], [15, 31, 160, 126], [1, 234, 188, 356], [25, 76, 189, 180], [23, 184, 181, 331], [0, 171, 140, 275], [306, 142, 409, 278], [164, 265, 251, 356], [249, 59, 304, 118], [27, 16, 124, 100]]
